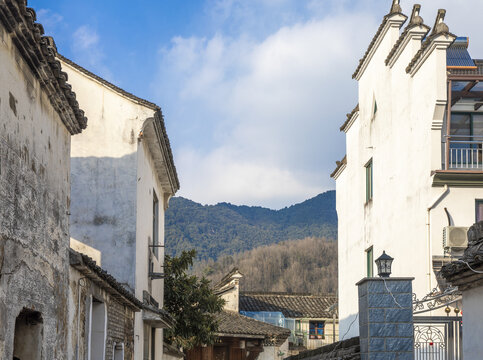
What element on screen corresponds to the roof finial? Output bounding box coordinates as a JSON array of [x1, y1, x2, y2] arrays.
[[409, 4, 423, 26], [390, 0, 402, 14], [431, 9, 449, 36]]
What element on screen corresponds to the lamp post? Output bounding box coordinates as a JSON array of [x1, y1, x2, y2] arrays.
[[375, 251, 394, 278]]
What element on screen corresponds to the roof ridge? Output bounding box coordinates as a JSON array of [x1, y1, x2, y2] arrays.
[[0, 0, 87, 134], [57, 53, 159, 111]]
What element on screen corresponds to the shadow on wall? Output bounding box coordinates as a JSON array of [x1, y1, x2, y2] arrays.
[[70, 153, 138, 290]]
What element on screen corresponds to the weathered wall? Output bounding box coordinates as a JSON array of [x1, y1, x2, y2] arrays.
[[0, 20, 72, 359], [63, 56, 154, 292], [68, 266, 137, 360]]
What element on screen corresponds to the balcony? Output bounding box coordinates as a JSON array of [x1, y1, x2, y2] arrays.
[[447, 135, 483, 170]]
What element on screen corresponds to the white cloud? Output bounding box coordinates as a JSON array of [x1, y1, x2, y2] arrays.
[[71, 25, 114, 81], [154, 0, 483, 208], [73, 25, 100, 50], [36, 9, 63, 30]]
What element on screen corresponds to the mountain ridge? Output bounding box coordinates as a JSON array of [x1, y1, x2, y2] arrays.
[[165, 190, 337, 261]]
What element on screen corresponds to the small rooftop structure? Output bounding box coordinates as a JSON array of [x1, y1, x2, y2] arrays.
[[216, 310, 291, 346], [240, 292, 338, 319]]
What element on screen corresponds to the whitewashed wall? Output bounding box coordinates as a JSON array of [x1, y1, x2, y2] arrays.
[[61, 59, 168, 360], [336, 15, 482, 338]]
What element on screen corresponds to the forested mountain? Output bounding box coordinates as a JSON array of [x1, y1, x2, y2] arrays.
[[165, 191, 337, 260], [192, 237, 337, 294]]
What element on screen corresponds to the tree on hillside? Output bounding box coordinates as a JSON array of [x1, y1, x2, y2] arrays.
[[164, 250, 225, 350]]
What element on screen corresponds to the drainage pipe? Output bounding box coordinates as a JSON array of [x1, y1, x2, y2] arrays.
[[76, 277, 87, 360]]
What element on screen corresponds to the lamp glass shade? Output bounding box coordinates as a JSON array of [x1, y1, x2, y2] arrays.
[[375, 251, 394, 278]]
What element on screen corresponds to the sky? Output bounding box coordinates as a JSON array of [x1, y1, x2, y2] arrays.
[[30, 0, 483, 209]]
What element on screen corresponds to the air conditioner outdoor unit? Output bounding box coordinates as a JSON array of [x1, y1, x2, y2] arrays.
[[443, 226, 469, 250]]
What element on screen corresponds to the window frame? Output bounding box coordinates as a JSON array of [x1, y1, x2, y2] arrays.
[[366, 246, 374, 277], [308, 320, 325, 339], [476, 199, 483, 223], [365, 159, 373, 203], [152, 190, 159, 258]]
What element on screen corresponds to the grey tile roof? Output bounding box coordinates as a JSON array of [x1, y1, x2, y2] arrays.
[[216, 310, 290, 345], [0, 0, 87, 134], [352, 1, 406, 79], [385, 5, 430, 66], [330, 155, 347, 179], [339, 104, 359, 132], [240, 293, 337, 319], [450, 59, 483, 76], [406, 9, 456, 74], [70, 249, 175, 327]]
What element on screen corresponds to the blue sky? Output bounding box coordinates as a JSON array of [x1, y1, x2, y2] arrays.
[[31, 0, 483, 209]]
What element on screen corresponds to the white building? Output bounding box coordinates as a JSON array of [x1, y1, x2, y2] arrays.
[[332, 0, 482, 340], [59, 55, 179, 360]]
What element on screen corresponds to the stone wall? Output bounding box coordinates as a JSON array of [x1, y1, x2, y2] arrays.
[[285, 337, 360, 360], [0, 17, 72, 360]]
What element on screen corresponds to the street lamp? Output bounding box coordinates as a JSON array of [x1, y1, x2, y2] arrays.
[[375, 251, 394, 278]]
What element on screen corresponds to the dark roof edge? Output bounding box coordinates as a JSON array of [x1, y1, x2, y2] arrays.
[[352, 10, 407, 79], [330, 155, 347, 179], [153, 110, 181, 193], [0, 1, 87, 134], [69, 249, 142, 310], [340, 104, 359, 132], [385, 5, 431, 66], [57, 53, 159, 110]]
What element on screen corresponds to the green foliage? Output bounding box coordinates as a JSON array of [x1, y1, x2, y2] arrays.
[[164, 250, 225, 350], [193, 237, 338, 294], [166, 191, 337, 261]]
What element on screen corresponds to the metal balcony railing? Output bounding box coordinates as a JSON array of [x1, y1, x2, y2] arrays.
[[447, 135, 483, 170]]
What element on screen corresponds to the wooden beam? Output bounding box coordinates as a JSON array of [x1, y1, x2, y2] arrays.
[[448, 75, 483, 81], [452, 91, 483, 99]]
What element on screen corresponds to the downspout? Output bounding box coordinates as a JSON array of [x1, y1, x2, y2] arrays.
[[426, 185, 449, 292], [76, 277, 87, 360]]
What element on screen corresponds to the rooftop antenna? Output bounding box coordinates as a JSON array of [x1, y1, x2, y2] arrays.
[[409, 4, 424, 26], [390, 0, 402, 14], [431, 9, 449, 36]]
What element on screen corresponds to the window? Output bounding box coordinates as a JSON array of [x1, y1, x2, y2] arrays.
[[476, 200, 483, 222], [365, 159, 373, 202], [366, 247, 374, 277], [153, 191, 159, 258], [151, 327, 156, 360], [309, 321, 325, 339], [89, 298, 106, 360]]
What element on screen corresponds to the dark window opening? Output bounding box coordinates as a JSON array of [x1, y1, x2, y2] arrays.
[[365, 159, 373, 203], [309, 321, 325, 339], [476, 200, 483, 222], [13, 308, 43, 360], [366, 247, 374, 277], [153, 191, 159, 258]]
